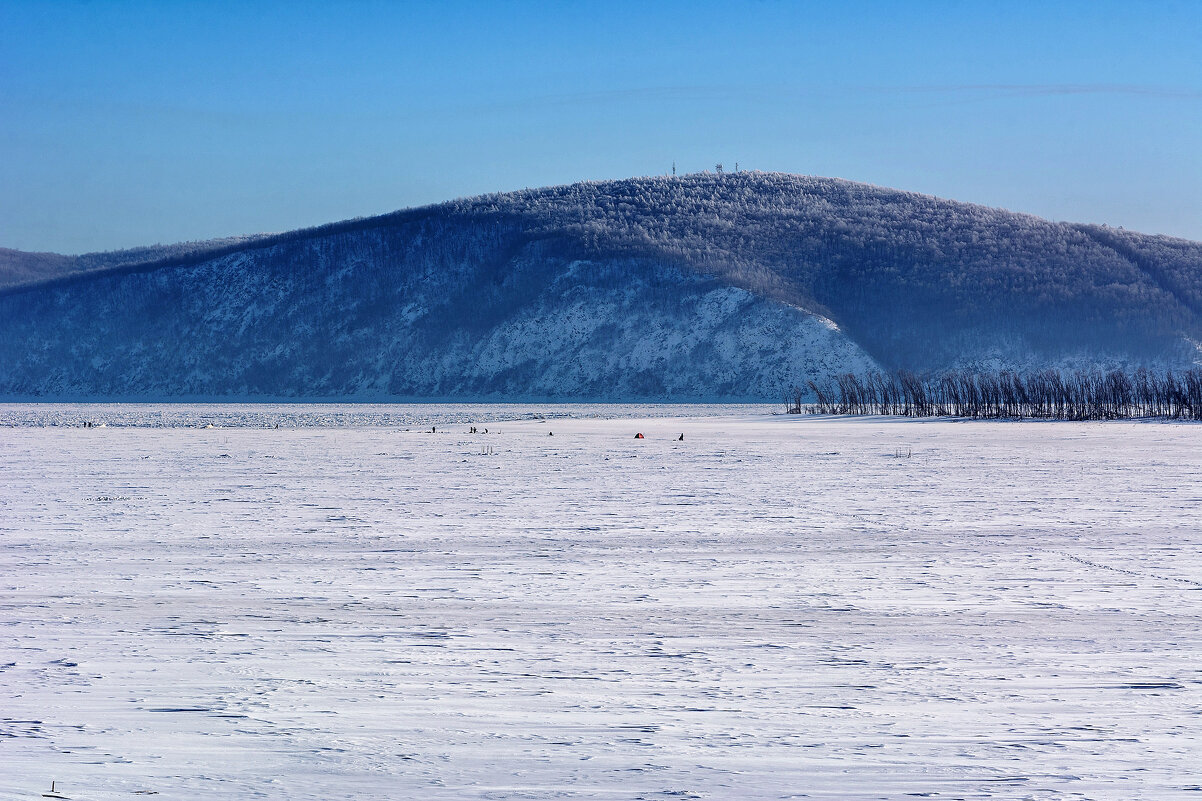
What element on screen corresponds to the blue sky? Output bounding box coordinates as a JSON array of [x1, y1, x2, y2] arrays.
[[2, 0, 1200, 253]]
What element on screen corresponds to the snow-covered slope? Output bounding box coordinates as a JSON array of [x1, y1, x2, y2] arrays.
[[2, 172, 1200, 399], [0, 233, 874, 399]]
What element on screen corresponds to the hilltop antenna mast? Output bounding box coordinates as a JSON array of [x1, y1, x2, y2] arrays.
[[672, 161, 676, 177]]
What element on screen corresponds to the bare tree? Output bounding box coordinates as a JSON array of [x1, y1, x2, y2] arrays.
[[787, 367, 1202, 421]]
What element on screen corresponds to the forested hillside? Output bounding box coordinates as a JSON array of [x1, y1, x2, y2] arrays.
[[0, 236, 270, 291], [1, 172, 1199, 399]]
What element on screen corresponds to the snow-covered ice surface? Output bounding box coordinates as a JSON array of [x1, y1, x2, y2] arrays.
[[2, 407, 1201, 800], [0, 402, 778, 430]]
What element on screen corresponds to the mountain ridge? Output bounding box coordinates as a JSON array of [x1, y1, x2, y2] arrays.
[[2, 172, 1200, 400], [8, 172, 1200, 293]]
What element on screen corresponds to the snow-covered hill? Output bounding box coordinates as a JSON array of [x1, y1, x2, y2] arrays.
[[2, 172, 1200, 399]]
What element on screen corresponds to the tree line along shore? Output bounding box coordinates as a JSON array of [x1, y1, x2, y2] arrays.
[[791, 367, 1202, 420]]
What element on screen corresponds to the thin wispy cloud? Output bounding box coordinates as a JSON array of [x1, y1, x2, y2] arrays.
[[882, 83, 1202, 100], [470, 82, 1202, 115]]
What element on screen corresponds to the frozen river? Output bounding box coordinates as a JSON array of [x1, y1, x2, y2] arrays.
[[2, 407, 1200, 800]]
